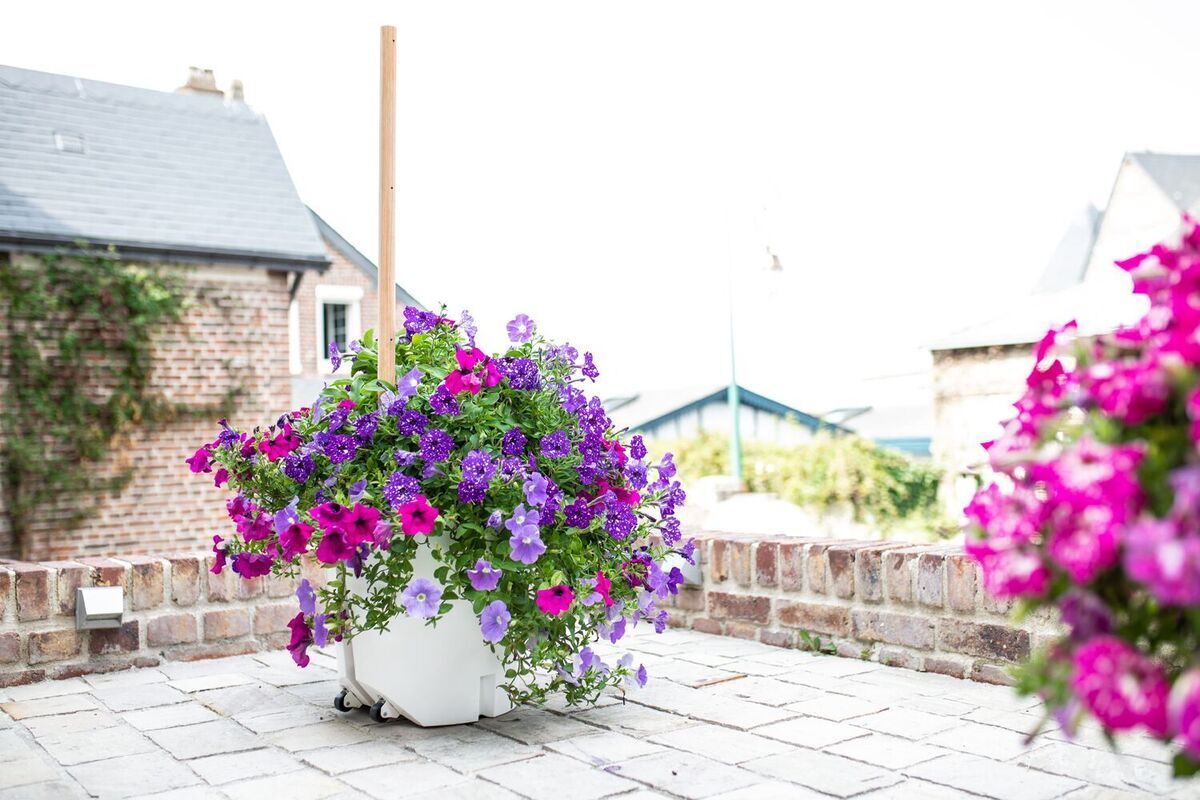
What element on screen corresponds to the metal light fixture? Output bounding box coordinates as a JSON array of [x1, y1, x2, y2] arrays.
[[75, 586, 124, 630]]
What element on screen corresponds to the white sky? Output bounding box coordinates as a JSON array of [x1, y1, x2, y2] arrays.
[[5, 1, 1199, 412]]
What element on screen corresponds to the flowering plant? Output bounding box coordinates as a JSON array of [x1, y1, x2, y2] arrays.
[[966, 217, 1200, 777], [188, 308, 691, 706]]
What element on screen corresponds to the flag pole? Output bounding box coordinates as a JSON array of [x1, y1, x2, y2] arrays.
[[377, 25, 397, 385]]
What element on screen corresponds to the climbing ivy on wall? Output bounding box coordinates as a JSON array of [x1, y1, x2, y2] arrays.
[[0, 247, 233, 557]]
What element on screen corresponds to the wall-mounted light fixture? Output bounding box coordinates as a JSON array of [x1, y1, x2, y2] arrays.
[[75, 586, 124, 630]]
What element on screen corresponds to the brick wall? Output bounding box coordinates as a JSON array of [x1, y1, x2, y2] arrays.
[[666, 533, 1061, 684], [0, 555, 325, 688], [0, 258, 292, 561], [295, 241, 379, 383]]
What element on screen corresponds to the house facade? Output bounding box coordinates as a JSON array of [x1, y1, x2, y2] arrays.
[[928, 152, 1190, 513], [0, 65, 419, 560]]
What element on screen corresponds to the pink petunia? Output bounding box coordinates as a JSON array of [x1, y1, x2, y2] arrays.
[[398, 495, 440, 536], [536, 584, 575, 616], [1071, 637, 1169, 737]]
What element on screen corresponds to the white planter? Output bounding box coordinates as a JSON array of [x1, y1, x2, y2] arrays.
[[331, 539, 514, 727]]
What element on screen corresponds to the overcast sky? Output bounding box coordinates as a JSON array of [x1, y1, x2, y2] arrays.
[[4, 1, 1198, 411]]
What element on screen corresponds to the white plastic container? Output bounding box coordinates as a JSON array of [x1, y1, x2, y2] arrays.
[[331, 539, 514, 727]]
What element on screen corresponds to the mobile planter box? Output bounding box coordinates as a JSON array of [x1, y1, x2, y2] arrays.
[[187, 26, 690, 727]]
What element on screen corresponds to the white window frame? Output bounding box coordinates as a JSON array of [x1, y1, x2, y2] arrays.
[[315, 285, 363, 374]]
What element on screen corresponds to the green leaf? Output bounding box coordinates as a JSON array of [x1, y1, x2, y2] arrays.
[[1174, 753, 1200, 778]]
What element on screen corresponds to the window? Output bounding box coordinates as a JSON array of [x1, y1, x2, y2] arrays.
[[314, 285, 364, 374], [322, 302, 349, 356]]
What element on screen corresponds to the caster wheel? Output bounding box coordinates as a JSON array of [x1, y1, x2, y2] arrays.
[[369, 699, 389, 723], [334, 689, 350, 713]]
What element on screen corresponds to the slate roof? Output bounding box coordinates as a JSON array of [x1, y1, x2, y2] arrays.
[[309, 208, 424, 309], [0, 65, 327, 269], [606, 384, 841, 434], [1130, 151, 1200, 210]]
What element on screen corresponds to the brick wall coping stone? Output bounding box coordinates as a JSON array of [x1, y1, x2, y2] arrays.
[[665, 531, 1061, 685], [0, 553, 323, 688]]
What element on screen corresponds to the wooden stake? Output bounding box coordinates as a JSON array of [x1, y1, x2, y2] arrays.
[[377, 25, 397, 385]]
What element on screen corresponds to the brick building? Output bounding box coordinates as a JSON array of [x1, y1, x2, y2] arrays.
[[0, 65, 420, 560]]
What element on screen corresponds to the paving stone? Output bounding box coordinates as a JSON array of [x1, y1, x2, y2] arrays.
[[924, 721, 1043, 761], [83, 669, 169, 690], [0, 693, 97, 719], [905, 753, 1085, 800], [573, 702, 698, 735], [0, 779, 88, 799], [298, 738, 417, 774], [168, 673, 258, 693], [20, 708, 121, 737], [0, 729, 35, 762], [246, 666, 338, 688], [857, 778, 985, 799], [545, 731, 667, 766], [625, 680, 796, 729], [708, 782, 830, 799], [851, 707, 963, 739], [188, 747, 305, 785], [264, 720, 372, 752], [651, 658, 743, 687], [481, 753, 637, 800], [283, 680, 343, 706], [123, 703, 222, 731], [897, 694, 976, 717], [610, 750, 765, 799], [147, 719, 262, 759], [221, 768, 348, 800], [66, 751, 201, 798], [233, 704, 337, 733], [93, 683, 190, 712], [744, 749, 902, 797], [476, 707, 597, 744], [3, 678, 91, 702], [648, 723, 794, 764], [411, 726, 540, 772], [128, 786, 228, 800], [37, 724, 157, 765], [825, 732, 949, 769], [0, 756, 59, 790], [339, 761, 469, 797], [755, 716, 870, 748], [783, 656, 881, 679], [1016, 741, 1177, 795], [784, 694, 888, 721], [405, 779, 524, 800], [704, 676, 823, 707], [193, 684, 295, 717]]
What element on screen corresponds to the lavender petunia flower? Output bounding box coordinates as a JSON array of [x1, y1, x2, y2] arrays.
[[486, 510, 503, 529], [394, 449, 418, 467], [401, 577, 443, 619], [378, 389, 397, 414], [349, 480, 367, 503], [397, 367, 423, 399], [479, 600, 510, 643], [328, 341, 342, 371], [296, 578, 316, 617], [467, 559, 501, 591], [508, 528, 546, 565], [523, 472, 549, 506], [273, 498, 300, 536], [507, 314, 535, 343], [459, 310, 478, 344], [312, 614, 328, 647]]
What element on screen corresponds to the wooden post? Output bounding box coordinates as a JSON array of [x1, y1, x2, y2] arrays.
[[377, 25, 397, 385]]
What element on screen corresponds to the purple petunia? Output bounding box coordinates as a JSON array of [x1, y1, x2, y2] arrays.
[[500, 357, 541, 390], [479, 600, 510, 643], [328, 341, 342, 371], [312, 614, 329, 647], [457, 481, 488, 504], [429, 384, 460, 416], [501, 427, 527, 457], [296, 578, 316, 617], [403, 306, 438, 336], [564, 497, 596, 529], [383, 472, 420, 509], [507, 314, 535, 342], [540, 431, 570, 459], [394, 449, 418, 467], [461, 450, 497, 484], [467, 559, 502, 591], [486, 509, 503, 528], [629, 434, 647, 461], [283, 453, 315, 483], [581, 352, 599, 381], [321, 433, 358, 464], [523, 472, 549, 506], [397, 409, 428, 436], [509, 528, 546, 564], [604, 502, 637, 540], [354, 412, 380, 443], [419, 429, 454, 462], [401, 577, 443, 619], [397, 367, 423, 399]]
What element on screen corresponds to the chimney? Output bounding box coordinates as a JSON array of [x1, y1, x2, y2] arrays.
[[176, 67, 222, 96], [228, 79, 245, 102]]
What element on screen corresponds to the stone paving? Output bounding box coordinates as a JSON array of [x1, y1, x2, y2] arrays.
[[0, 627, 1193, 800]]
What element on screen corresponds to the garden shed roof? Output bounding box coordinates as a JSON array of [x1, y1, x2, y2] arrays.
[[0, 65, 327, 270]]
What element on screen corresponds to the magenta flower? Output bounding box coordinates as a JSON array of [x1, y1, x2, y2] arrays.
[[315, 527, 356, 565], [310, 501, 351, 531], [210, 535, 227, 574], [536, 584, 574, 616], [279, 521, 313, 560], [1046, 505, 1121, 584], [1071, 637, 1169, 737], [444, 347, 502, 395], [1124, 515, 1200, 606], [479, 600, 510, 642], [467, 559, 501, 591], [401, 577, 443, 619], [286, 613, 312, 667], [507, 314, 535, 342], [344, 503, 382, 545], [186, 446, 213, 473], [398, 494, 440, 536], [594, 571, 614, 607], [231, 552, 273, 578], [1170, 671, 1200, 758]]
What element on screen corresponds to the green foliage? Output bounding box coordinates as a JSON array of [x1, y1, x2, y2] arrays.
[[0, 249, 217, 555], [665, 430, 948, 533]]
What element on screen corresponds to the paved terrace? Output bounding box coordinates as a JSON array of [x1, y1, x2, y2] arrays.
[[0, 627, 1188, 800]]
